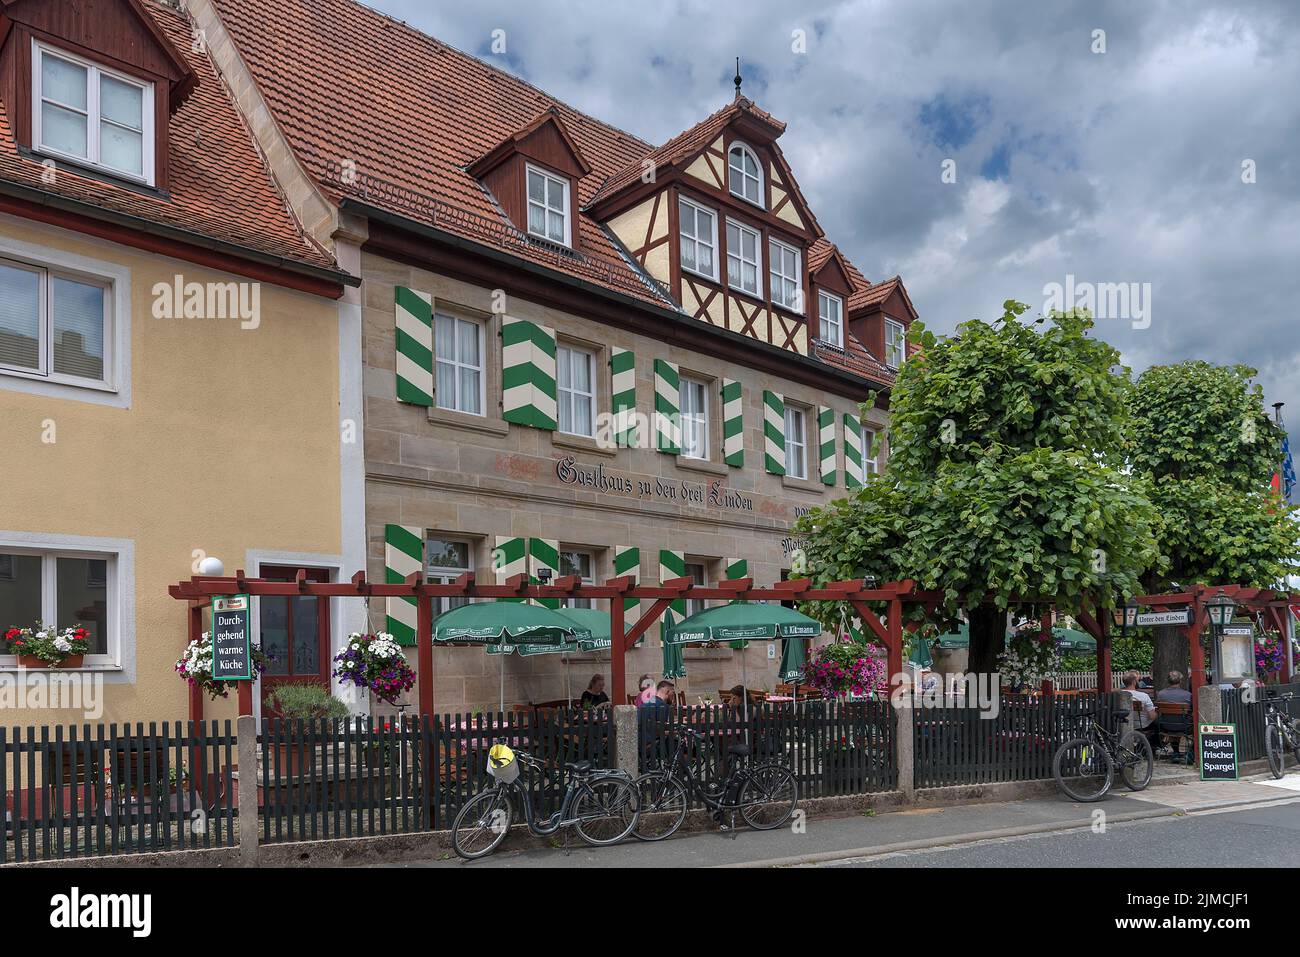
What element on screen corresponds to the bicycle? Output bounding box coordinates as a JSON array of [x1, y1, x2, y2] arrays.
[[632, 724, 797, 840], [1052, 709, 1153, 802], [450, 743, 639, 860], [1264, 692, 1300, 779]]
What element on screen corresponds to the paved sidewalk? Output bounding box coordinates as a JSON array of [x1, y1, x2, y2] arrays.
[[376, 768, 1300, 869]]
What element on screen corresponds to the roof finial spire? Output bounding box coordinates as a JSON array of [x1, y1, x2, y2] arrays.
[[734, 57, 743, 100]]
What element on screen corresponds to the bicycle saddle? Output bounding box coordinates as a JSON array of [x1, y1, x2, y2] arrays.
[[726, 743, 750, 757], [565, 760, 592, 774]]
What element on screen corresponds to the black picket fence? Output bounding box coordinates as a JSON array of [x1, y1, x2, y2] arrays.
[[637, 700, 897, 804], [258, 708, 613, 842], [1, 722, 238, 863], [914, 691, 1122, 788], [1221, 682, 1300, 760]]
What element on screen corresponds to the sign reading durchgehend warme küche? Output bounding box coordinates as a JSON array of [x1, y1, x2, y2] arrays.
[[212, 594, 252, 681], [1199, 723, 1238, 781], [1135, 609, 1192, 627]]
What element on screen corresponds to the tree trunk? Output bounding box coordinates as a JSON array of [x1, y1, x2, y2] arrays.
[[967, 604, 1006, 678], [1151, 624, 1189, 693]]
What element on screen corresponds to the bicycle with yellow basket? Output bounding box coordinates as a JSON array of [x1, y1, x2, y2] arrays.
[[451, 741, 640, 860]]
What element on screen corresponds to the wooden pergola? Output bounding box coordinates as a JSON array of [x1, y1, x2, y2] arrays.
[[170, 572, 1295, 727]]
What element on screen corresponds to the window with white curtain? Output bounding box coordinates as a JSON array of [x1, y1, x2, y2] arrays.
[[678, 198, 718, 281], [818, 291, 843, 347], [885, 319, 906, 369], [557, 343, 595, 436], [526, 164, 570, 246], [680, 376, 709, 459], [785, 405, 807, 479], [434, 313, 483, 415], [769, 239, 802, 312], [727, 143, 763, 206], [0, 546, 114, 661], [726, 220, 761, 297]]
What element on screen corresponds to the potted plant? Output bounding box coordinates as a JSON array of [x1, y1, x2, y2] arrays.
[[332, 632, 416, 706], [265, 684, 350, 778], [997, 630, 1063, 693], [174, 632, 269, 699], [5, 622, 90, 668]]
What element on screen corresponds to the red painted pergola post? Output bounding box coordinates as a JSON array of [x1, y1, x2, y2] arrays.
[[188, 602, 204, 723], [1185, 595, 1208, 730], [1098, 612, 1113, 694], [417, 587, 434, 718]]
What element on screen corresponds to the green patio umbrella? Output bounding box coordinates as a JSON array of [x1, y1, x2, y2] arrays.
[[663, 601, 822, 644], [553, 607, 613, 652], [778, 636, 806, 683], [485, 639, 579, 711], [909, 635, 934, 669], [433, 602, 593, 712], [661, 608, 686, 680], [933, 622, 1095, 652], [431, 601, 591, 645]]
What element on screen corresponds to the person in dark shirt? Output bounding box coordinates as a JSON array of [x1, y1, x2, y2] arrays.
[[580, 674, 609, 710], [638, 679, 676, 758], [1155, 670, 1193, 761]]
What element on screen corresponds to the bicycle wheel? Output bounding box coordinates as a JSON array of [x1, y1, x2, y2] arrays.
[[1053, 737, 1114, 802], [451, 787, 513, 860], [738, 764, 797, 830], [632, 771, 688, 842], [573, 777, 639, 846], [1266, 725, 1285, 779], [1118, 731, 1153, 791]]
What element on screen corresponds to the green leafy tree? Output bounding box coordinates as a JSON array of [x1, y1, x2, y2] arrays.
[[795, 302, 1164, 675], [1128, 361, 1299, 686]]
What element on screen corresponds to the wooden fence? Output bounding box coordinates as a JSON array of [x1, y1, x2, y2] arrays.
[[1220, 683, 1300, 760], [914, 692, 1121, 787], [1, 722, 238, 863], [637, 700, 896, 804]]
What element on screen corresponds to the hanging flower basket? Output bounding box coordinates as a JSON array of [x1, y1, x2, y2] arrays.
[[803, 640, 885, 700], [998, 629, 1063, 691], [5, 622, 90, 667], [175, 632, 269, 700], [332, 633, 416, 706]]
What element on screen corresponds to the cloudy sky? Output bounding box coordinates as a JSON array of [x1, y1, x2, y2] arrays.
[[370, 0, 1300, 425]]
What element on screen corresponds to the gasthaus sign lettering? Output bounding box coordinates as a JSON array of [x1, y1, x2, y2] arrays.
[[211, 594, 253, 681]]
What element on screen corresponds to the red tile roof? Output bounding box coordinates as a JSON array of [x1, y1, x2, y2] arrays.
[[0, 0, 337, 274]]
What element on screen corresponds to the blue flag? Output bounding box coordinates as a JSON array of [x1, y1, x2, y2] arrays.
[[1283, 432, 1296, 500]]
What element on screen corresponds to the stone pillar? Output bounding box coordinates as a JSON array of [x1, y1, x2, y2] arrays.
[[612, 705, 639, 777], [237, 714, 259, 867], [1197, 684, 1222, 725], [895, 697, 914, 798]]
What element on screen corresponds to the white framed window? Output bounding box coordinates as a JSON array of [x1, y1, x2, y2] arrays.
[[818, 291, 844, 348], [678, 197, 718, 281], [32, 40, 155, 185], [861, 425, 879, 476], [785, 405, 807, 480], [684, 561, 708, 618], [727, 142, 763, 207], [0, 255, 111, 388], [426, 536, 473, 615], [559, 548, 595, 609], [434, 313, 484, 415], [557, 343, 596, 436], [680, 376, 709, 460], [525, 163, 570, 246], [0, 545, 116, 665], [885, 318, 906, 369], [769, 239, 803, 313], [726, 219, 762, 297]]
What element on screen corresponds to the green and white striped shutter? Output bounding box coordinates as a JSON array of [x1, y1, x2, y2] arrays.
[[394, 287, 433, 407], [763, 390, 786, 475], [843, 413, 864, 489], [818, 406, 836, 486], [653, 359, 680, 454], [494, 535, 528, 588], [501, 317, 557, 429], [611, 348, 637, 447], [529, 538, 560, 609], [614, 545, 642, 647], [659, 548, 686, 640], [384, 524, 423, 646], [724, 558, 748, 580], [721, 378, 744, 467]]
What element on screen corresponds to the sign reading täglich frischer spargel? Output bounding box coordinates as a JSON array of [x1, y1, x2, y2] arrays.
[[211, 594, 252, 681], [1199, 723, 1238, 781]]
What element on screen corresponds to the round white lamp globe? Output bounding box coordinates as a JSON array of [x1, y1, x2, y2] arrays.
[[198, 556, 225, 577]]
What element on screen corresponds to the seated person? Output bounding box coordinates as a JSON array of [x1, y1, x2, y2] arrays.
[[1121, 670, 1156, 743], [637, 679, 676, 756], [580, 674, 609, 710], [636, 674, 656, 706], [726, 684, 748, 707], [1155, 670, 1193, 760]]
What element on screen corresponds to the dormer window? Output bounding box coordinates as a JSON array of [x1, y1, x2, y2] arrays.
[[727, 142, 763, 207], [32, 41, 155, 186], [526, 163, 571, 246], [885, 318, 906, 368], [818, 291, 844, 348]]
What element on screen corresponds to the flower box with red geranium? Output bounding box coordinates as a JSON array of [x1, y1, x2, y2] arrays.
[[5, 622, 91, 667]]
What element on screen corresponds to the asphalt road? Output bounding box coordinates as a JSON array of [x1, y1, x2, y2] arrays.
[[833, 801, 1300, 868]]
